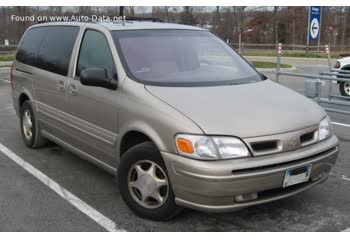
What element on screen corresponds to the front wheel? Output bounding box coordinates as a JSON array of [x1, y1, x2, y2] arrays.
[[118, 141, 183, 221], [339, 82, 350, 97]]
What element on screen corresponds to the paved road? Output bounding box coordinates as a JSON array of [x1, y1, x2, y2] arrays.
[[0, 60, 350, 231]]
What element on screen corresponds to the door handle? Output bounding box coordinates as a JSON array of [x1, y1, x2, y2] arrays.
[[69, 84, 78, 96], [57, 80, 65, 91]]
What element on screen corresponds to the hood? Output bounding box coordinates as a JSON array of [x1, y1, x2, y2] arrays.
[[338, 57, 350, 66], [145, 80, 326, 138]]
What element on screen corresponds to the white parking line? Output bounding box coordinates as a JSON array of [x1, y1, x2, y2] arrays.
[[332, 122, 350, 128], [0, 106, 13, 110], [340, 175, 350, 182], [0, 78, 10, 83], [0, 143, 125, 232], [343, 227, 350, 232]]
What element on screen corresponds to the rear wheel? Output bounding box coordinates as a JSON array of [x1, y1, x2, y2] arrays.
[[20, 100, 48, 148], [339, 82, 350, 97], [118, 141, 183, 221]]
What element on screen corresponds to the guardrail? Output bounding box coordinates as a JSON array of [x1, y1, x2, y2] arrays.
[[0, 45, 17, 55], [0, 45, 17, 50], [275, 43, 350, 116], [229, 43, 350, 53]]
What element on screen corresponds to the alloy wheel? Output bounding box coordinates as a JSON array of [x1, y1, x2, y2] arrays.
[[127, 160, 169, 209], [344, 83, 350, 95], [22, 109, 33, 140]]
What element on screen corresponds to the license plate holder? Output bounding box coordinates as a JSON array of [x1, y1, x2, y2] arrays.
[[283, 164, 312, 188]]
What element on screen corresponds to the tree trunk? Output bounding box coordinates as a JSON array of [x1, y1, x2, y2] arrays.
[[273, 6, 278, 47], [341, 6, 348, 49]]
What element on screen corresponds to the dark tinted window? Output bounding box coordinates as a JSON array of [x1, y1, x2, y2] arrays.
[[16, 27, 46, 66], [76, 30, 116, 79], [37, 26, 79, 76], [16, 26, 79, 76]]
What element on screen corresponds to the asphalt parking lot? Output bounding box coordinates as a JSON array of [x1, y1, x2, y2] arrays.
[[0, 58, 350, 232]]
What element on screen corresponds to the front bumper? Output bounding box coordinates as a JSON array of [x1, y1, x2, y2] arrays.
[[162, 135, 339, 212]]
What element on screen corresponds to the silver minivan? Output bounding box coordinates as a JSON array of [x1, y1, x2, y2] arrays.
[[11, 19, 339, 220]]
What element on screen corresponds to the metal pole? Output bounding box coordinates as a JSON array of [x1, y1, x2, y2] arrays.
[[306, 7, 311, 54], [276, 55, 280, 82], [326, 44, 333, 101], [276, 43, 282, 83], [326, 44, 332, 69], [293, 9, 296, 50], [238, 31, 241, 54], [317, 7, 323, 51], [327, 48, 333, 101]]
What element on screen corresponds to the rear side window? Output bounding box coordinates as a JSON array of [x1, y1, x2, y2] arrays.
[[16, 26, 79, 76], [76, 30, 116, 79], [37, 26, 79, 76], [16, 27, 46, 66]]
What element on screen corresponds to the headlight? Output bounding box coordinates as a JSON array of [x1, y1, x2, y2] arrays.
[[319, 116, 332, 141], [334, 61, 341, 69], [175, 134, 250, 160]]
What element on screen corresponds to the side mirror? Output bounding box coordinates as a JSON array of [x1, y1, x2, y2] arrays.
[[80, 68, 117, 90], [259, 72, 268, 80]]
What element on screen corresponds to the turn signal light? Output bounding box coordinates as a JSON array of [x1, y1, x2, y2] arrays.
[[176, 138, 194, 154]]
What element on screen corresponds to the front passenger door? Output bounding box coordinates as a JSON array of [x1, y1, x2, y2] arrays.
[[65, 30, 120, 167]]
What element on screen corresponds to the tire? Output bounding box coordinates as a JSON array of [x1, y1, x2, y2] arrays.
[[339, 82, 350, 97], [118, 141, 183, 221], [20, 100, 48, 148]]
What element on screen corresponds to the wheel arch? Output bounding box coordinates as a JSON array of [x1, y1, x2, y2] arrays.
[[19, 92, 30, 107], [341, 64, 350, 71], [337, 64, 350, 85], [117, 125, 168, 165], [17, 89, 36, 110]]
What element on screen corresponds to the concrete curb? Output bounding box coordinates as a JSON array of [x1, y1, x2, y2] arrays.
[[0, 61, 12, 67]]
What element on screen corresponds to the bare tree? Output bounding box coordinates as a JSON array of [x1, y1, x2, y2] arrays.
[[0, 6, 6, 43], [341, 6, 349, 49], [151, 6, 177, 22], [164, 6, 170, 22], [77, 6, 92, 16], [128, 6, 135, 16], [15, 6, 29, 41], [212, 6, 220, 31], [137, 6, 147, 17], [1, 6, 349, 50], [273, 6, 278, 46], [193, 7, 207, 27], [180, 6, 197, 25]]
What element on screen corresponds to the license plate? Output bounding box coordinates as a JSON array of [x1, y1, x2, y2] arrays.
[[283, 164, 312, 188]]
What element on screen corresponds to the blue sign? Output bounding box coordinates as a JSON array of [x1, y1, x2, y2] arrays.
[[309, 6, 322, 41]]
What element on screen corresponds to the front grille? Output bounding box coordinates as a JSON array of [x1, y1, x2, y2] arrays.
[[300, 131, 316, 144], [251, 141, 278, 152], [231, 146, 337, 175], [244, 125, 320, 157]]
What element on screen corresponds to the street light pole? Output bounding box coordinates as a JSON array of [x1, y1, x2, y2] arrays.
[[239, 30, 242, 54], [317, 7, 323, 51]]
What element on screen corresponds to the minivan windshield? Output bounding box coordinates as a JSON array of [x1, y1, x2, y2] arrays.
[[112, 30, 262, 87]]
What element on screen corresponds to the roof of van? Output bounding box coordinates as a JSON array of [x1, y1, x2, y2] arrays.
[[34, 21, 207, 31]]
